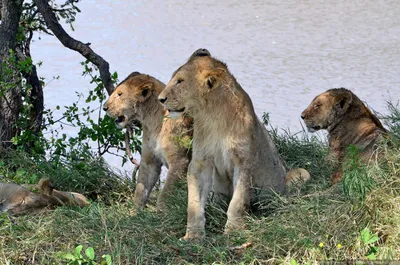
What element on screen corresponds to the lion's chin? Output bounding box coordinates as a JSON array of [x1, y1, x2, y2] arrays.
[[307, 125, 321, 133], [167, 108, 185, 119]]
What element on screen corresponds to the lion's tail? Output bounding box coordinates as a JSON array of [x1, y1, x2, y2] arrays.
[[284, 168, 311, 186]]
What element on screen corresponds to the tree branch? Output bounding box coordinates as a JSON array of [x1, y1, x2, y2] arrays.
[[33, 0, 114, 95]]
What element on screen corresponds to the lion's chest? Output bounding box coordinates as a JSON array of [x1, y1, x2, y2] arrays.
[[196, 136, 236, 178]]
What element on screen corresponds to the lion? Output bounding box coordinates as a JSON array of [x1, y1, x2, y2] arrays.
[[38, 178, 89, 207], [0, 181, 59, 215], [103, 72, 193, 209], [301, 88, 387, 183], [158, 49, 303, 240], [1, 178, 89, 215]]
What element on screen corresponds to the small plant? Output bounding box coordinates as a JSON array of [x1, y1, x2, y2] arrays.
[[61, 245, 112, 265], [359, 227, 379, 260]]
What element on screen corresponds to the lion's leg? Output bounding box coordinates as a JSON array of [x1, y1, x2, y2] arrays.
[[225, 166, 251, 234], [183, 160, 212, 241], [134, 155, 162, 209], [156, 158, 189, 209]]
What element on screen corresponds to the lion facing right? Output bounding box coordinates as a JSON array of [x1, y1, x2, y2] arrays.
[[301, 88, 387, 183]]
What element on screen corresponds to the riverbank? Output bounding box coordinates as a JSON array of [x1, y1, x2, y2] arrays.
[[1, 106, 400, 264]]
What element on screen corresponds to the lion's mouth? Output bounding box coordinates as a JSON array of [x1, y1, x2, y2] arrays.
[[130, 119, 141, 129], [167, 108, 185, 119], [307, 125, 321, 133], [115, 116, 127, 127]]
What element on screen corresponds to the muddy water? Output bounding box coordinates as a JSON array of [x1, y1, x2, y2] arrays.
[[32, 0, 400, 169]]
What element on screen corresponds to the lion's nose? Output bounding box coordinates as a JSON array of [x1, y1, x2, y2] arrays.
[[301, 114, 305, 120], [159, 97, 167, 104], [103, 105, 108, 111]]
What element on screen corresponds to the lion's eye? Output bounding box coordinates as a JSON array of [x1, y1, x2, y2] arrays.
[[176, 79, 183, 85], [314, 103, 320, 109], [117, 92, 122, 96]]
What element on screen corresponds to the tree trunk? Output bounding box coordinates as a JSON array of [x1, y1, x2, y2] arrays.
[[0, 0, 24, 149]]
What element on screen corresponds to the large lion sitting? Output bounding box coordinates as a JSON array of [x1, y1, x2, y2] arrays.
[[158, 49, 290, 240], [301, 88, 387, 183], [103, 72, 192, 209]]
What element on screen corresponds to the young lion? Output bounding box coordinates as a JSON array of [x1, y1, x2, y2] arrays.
[[38, 178, 89, 207], [1, 178, 89, 215], [158, 49, 289, 240], [301, 88, 387, 183], [0, 182, 60, 215], [103, 72, 192, 209]]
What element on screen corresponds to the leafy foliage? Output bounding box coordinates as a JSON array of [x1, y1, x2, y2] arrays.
[[61, 245, 112, 265]]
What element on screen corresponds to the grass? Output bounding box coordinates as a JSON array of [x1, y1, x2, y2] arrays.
[[1, 103, 400, 264]]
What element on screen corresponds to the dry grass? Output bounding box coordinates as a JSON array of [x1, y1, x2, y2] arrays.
[[1, 105, 400, 264]]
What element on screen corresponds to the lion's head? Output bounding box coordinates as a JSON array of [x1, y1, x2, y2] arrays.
[[103, 72, 164, 128], [301, 88, 354, 132], [158, 48, 227, 118], [38, 178, 55, 196]]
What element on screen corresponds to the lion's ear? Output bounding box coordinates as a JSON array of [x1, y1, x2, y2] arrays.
[[138, 82, 153, 101], [38, 178, 54, 196], [335, 90, 353, 113], [189, 48, 211, 61], [201, 68, 225, 89]]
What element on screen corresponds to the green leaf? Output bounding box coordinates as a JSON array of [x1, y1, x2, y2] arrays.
[[85, 247, 95, 260], [366, 252, 376, 260], [75, 245, 83, 258], [360, 228, 370, 244], [62, 253, 76, 260], [102, 254, 112, 265], [366, 235, 379, 244], [290, 259, 298, 265]]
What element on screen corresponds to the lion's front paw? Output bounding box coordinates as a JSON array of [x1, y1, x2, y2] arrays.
[[181, 229, 205, 242], [224, 218, 246, 234]]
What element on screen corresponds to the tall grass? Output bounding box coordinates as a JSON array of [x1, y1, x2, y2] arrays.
[[0, 103, 400, 264]]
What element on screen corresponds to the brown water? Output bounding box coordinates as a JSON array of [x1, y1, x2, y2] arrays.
[[32, 0, 400, 168]]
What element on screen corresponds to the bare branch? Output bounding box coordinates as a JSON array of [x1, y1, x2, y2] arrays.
[[33, 0, 114, 95]]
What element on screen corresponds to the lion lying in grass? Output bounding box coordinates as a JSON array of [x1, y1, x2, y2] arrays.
[[0, 178, 89, 215], [103, 72, 192, 209], [301, 88, 387, 183], [158, 49, 308, 240], [38, 178, 89, 207]]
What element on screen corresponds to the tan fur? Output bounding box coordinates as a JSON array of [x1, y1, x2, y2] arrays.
[[103, 72, 192, 209], [0, 182, 60, 215], [38, 178, 89, 207], [0, 178, 89, 215], [285, 168, 311, 186], [158, 49, 288, 240], [301, 88, 387, 183]]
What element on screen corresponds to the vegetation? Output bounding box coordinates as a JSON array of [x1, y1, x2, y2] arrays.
[[0, 103, 399, 264], [1, 1, 400, 264]]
